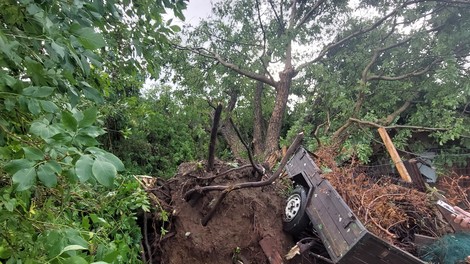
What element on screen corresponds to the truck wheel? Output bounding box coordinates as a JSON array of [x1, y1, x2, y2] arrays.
[[283, 185, 309, 236]]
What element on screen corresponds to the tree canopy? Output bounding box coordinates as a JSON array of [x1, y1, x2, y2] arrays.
[[172, 0, 470, 162]]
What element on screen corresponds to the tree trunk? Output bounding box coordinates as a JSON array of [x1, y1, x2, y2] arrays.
[[253, 81, 265, 157], [265, 68, 294, 154], [220, 90, 245, 159], [220, 124, 245, 159]]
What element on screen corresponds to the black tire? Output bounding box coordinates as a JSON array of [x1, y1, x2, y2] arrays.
[[283, 185, 310, 236]]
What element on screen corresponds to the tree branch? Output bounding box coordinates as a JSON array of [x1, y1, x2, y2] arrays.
[[267, 0, 284, 31], [367, 58, 441, 81], [362, 38, 412, 82], [296, 4, 404, 73], [349, 118, 450, 131], [380, 93, 417, 125], [175, 45, 277, 87], [295, 0, 326, 31], [255, 0, 276, 84]]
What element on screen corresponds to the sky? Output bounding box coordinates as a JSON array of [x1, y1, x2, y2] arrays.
[[143, 1, 214, 93], [183, 0, 214, 25]]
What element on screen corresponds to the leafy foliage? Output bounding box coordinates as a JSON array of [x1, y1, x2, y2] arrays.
[[0, 174, 150, 263], [100, 86, 209, 178], [0, 0, 187, 262]]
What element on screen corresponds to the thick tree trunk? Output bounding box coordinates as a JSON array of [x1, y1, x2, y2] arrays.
[[253, 81, 265, 157], [265, 68, 294, 154]]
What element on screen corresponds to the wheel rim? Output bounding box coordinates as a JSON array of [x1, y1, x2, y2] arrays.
[[285, 193, 301, 222]]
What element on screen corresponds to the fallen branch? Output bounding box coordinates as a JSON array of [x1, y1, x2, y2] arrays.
[[186, 132, 304, 226], [349, 118, 449, 131]]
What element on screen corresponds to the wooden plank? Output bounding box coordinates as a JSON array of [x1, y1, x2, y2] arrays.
[[377, 127, 412, 183], [259, 236, 284, 264]]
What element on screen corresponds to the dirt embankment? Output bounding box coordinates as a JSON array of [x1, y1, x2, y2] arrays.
[[147, 161, 301, 264]]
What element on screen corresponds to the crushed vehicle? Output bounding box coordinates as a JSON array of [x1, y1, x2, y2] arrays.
[[282, 146, 425, 264]]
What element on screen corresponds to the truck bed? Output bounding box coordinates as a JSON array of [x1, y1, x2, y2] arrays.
[[285, 147, 425, 264]]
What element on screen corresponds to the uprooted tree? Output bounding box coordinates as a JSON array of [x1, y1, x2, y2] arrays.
[[169, 0, 470, 162]]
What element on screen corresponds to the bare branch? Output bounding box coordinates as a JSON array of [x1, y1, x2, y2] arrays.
[[175, 45, 277, 87], [381, 17, 398, 43]]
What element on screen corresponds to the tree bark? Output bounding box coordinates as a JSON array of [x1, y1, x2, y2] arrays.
[[253, 81, 265, 157], [220, 91, 246, 160], [265, 68, 294, 154]]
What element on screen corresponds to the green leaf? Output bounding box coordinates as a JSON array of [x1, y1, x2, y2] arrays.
[[27, 98, 41, 115], [12, 167, 37, 191], [74, 134, 99, 146], [5, 159, 35, 175], [82, 86, 103, 103], [46, 160, 62, 173], [60, 244, 88, 254], [91, 159, 116, 187], [170, 25, 181, 32], [51, 41, 65, 58], [86, 147, 124, 171], [78, 127, 105, 137], [37, 163, 57, 187], [39, 100, 59, 113], [79, 107, 97, 127], [3, 197, 16, 212], [75, 155, 94, 182], [76, 28, 106, 50], [62, 111, 78, 131], [22, 86, 55, 97], [30, 120, 60, 139], [62, 256, 87, 264], [23, 147, 44, 160]]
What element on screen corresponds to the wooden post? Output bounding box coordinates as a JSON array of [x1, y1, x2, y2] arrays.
[[377, 127, 412, 183]]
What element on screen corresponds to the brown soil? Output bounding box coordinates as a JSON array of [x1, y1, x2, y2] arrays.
[[147, 160, 311, 264]]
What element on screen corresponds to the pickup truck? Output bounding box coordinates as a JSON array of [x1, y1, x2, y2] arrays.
[[282, 146, 425, 264]]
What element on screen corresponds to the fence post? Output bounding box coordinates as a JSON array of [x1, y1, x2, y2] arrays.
[[377, 127, 412, 183]]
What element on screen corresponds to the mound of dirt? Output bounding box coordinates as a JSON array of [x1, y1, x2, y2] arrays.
[[153, 161, 300, 264]]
